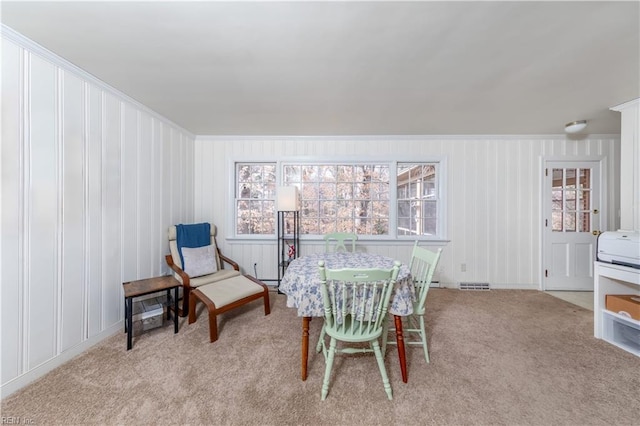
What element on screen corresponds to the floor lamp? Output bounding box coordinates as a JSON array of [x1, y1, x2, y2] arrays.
[[277, 186, 300, 291]]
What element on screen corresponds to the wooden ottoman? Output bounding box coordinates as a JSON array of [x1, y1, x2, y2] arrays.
[[188, 274, 270, 342]]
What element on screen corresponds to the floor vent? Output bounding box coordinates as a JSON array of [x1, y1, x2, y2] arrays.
[[429, 280, 440, 288], [459, 282, 490, 291]]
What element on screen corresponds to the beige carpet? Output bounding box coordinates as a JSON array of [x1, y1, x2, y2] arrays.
[[546, 291, 594, 311], [2, 289, 639, 425]]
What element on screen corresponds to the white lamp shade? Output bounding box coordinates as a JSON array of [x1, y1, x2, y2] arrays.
[[565, 120, 587, 134], [276, 186, 300, 211]]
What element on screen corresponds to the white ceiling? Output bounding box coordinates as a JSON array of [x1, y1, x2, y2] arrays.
[[1, 1, 638, 136]]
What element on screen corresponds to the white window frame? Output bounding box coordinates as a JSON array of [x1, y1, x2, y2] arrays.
[[229, 156, 448, 241]]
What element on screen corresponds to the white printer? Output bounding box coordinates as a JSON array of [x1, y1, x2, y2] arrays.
[[597, 230, 640, 269]]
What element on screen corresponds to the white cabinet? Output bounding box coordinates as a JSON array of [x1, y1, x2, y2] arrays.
[[594, 261, 640, 357]]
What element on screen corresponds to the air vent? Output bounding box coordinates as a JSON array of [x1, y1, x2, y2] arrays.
[[429, 280, 440, 288], [459, 282, 490, 291]]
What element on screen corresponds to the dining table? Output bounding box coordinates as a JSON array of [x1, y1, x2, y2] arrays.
[[279, 251, 415, 383]]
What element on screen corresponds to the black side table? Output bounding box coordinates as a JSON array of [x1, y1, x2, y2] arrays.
[[123, 275, 180, 350]]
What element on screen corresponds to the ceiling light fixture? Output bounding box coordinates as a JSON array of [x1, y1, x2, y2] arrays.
[[565, 120, 587, 134]]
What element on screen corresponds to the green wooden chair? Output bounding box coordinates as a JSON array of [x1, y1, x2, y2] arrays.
[[382, 242, 442, 363], [323, 232, 358, 253], [316, 260, 401, 400]]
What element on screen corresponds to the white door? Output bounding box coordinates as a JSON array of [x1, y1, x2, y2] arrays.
[[543, 161, 603, 290]]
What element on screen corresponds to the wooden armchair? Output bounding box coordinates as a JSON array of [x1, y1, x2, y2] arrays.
[[165, 224, 270, 342]]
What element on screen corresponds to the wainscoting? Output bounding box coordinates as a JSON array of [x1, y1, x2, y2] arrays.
[[194, 135, 620, 289], [1, 27, 195, 397]]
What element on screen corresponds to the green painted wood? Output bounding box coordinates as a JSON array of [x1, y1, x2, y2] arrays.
[[316, 260, 400, 400], [323, 232, 358, 253], [382, 241, 442, 364]]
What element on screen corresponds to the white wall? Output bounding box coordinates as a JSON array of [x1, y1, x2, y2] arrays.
[[1, 28, 195, 397], [610, 98, 640, 231], [194, 136, 620, 288]]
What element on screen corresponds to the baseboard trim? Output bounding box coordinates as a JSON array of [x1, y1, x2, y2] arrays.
[[1, 321, 123, 399]]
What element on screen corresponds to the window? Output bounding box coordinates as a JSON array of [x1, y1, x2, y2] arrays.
[[235, 163, 276, 235], [283, 164, 390, 235], [551, 167, 591, 233], [397, 164, 438, 236], [234, 160, 444, 239]]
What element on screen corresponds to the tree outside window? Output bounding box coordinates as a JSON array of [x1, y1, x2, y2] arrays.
[[236, 163, 276, 235], [235, 161, 441, 238], [284, 164, 390, 235]]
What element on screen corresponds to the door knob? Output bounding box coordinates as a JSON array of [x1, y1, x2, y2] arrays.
[[592, 230, 602, 236]]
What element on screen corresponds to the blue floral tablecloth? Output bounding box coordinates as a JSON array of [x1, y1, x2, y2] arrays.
[[279, 252, 414, 317]]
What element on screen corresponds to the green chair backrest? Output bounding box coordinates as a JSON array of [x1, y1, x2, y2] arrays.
[[323, 232, 358, 253], [409, 241, 442, 316], [318, 261, 400, 339]]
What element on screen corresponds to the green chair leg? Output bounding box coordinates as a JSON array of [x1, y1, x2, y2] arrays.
[[316, 324, 326, 353], [372, 340, 393, 400], [381, 316, 390, 356], [321, 337, 337, 401], [420, 316, 430, 363]]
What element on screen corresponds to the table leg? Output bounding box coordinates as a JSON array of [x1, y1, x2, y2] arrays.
[[173, 286, 179, 334], [166, 289, 171, 321], [124, 298, 128, 333], [126, 297, 133, 350], [394, 315, 408, 383], [301, 316, 311, 381]]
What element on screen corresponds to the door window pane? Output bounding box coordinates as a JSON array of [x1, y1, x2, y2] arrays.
[[566, 191, 576, 211], [551, 167, 592, 233], [579, 212, 590, 233], [565, 169, 576, 189], [579, 169, 590, 189], [552, 211, 563, 231], [564, 211, 576, 232], [552, 169, 563, 186], [551, 169, 564, 232]]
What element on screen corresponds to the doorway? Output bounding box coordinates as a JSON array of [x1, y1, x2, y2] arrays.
[[542, 160, 605, 291]]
